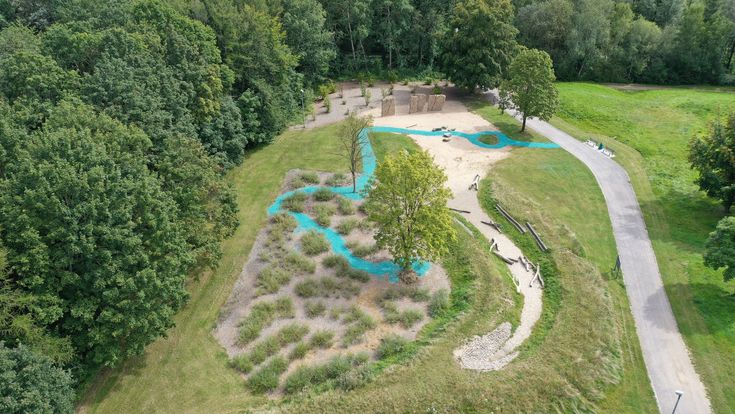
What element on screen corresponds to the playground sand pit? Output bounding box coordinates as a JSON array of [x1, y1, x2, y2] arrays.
[[214, 169, 450, 394]]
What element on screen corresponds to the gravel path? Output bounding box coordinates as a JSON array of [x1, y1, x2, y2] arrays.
[[492, 92, 712, 414]]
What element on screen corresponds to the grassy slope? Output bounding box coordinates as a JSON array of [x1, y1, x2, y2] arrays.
[[469, 110, 657, 413], [79, 124, 351, 413], [550, 82, 735, 413]]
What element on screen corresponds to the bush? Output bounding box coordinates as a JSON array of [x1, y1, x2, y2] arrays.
[[313, 188, 335, 201], [301, 230, 329, 256], [250, 336, 280, 365], [304, 300, 326, 318], [277, 323, 309, 346], [237, 297, 294, 345], [271, 212, 297, 234], [289, 176, 305, 189], [230, 354, 254, 373], [336, 196, 356, 215], [309, 330, 335, 349], [247, 357, 288, 394], [336, 218, 359, 235], [283, 354, 371, 395], [377, 334, 408, 359], [428, 289, 450, 317], [283, 192, 307, 212], [326, 173, 346, 186], [313, 203, 336, 227], [342, 306, 376, 346], [335, 264, 370, 283], [289, 341, 311, 360], [381, 301, 401, 324], [300, 172, 320, 184], [255, 266, 290, 295], [398, 309, 424, 328], [387, 70, 399, 84], [432, 85, 442, 95], [295, 279, 320, 297], [346, 241, 379, 258], [322, 254, 347, 268], [284, 251, 316, 274]]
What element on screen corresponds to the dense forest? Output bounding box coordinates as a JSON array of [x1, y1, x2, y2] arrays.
[[0, 0, 733, 410]]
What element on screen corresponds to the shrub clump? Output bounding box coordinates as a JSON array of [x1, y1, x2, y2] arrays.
[[284, 251, 316, 274], [271, 212, 297, 234], [283, 192, 307, 212], [377, 334, 409, 359], [283, 353, 371, 395], [313, 188, 335, 201], [342, 306, 376, 346], [336, 196, 356, 215], [247, 356, 288, 394], [309, 330, 335, 349], [336, 218, 360, 235], [428, 289, 450, 317], [301, 230, 329, 256], [323, 254, 369, 282], [230, 354, 254, 373], [255, 265, 290, 295], [304, 300, 326, 318], [289, 341, 311, 360], [237, 297, 294, 345], [295, 277, 359, 298], [300, 172, 320, 184], [346, 241, 379, 258], [326, 173, 346, 186], [313, 203, 336, 227], [381, 302, 424, 328]]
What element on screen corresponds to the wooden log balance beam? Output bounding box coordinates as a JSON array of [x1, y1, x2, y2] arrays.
[[495, 204, 526, 234], [493, 250, 518, 265], [526, 222, 548, 252], [449, 207, 471, 214], [529, 265, 545, 288], [481, 220, 502, 232]]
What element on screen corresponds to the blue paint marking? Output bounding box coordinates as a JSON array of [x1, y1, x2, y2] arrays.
[[267, 126, 558, 282]]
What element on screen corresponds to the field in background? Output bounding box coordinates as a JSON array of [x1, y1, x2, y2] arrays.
[[551, 82, 735, 413]]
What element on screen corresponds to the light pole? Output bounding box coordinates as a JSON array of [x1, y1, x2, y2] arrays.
[[672, 390, 684, 414], [300, 89, 305, 128]]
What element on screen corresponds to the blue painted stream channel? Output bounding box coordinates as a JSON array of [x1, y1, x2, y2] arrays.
[[267, 127, 559, 282]]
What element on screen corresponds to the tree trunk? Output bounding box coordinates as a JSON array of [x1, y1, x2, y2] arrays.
[[521, 114, 527, 132], [346, 9, 357, 69], [352, 171, 357, 193], [726, 37, 735, 71]]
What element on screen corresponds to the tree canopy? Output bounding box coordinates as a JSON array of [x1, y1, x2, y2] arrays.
[[689, 112, 735, 212], [704, 216, 735, 282], [439, 0, 518, 90], [499, 48, 559, 131], [364, 150, 456, 282]]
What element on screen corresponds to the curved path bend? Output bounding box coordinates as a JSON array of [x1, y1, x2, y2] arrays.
[[500, 105, 711, 414]]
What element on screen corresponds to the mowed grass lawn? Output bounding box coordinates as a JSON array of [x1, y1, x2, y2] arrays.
[[551, 82, 735, 413], [78, 124, 351, 413]]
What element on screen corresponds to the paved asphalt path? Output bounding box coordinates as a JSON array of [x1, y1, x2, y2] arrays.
[[500, 106, 712, 414]]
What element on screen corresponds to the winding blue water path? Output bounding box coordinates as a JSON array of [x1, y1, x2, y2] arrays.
[[268, 127, 558, 281]]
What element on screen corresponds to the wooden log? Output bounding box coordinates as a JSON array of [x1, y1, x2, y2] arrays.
[[489, 238, 498, 252], [529, 265, 545, 288], [493, 250, 517, 265], [495, 205, 525, 233], [480, 220, 502, 232], [449, 207, 471, 214], [526, 222, 548, 252]]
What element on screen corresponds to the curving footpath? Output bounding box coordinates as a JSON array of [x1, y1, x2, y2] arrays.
[[500, 106, 712, 414]]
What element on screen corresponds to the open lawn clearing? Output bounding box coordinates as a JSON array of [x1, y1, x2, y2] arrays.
[[550, 82, 735, 413]]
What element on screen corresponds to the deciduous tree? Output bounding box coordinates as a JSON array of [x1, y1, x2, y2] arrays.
[[704, 216, 735, 283], [363, 150, 455, 282], [338, 111, 372, 192], [439, 0, 518, 90], [499, 48, 559, 132], [689, 112, 735, 212]]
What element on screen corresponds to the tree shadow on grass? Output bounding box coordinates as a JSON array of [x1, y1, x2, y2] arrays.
[[647, 282, 735, 336]]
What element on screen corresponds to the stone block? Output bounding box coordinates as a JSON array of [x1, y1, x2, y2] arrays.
[[409, 95, 419, 113], [428, 94, 446, 111], [416, 94, 427, 112], [381, 96, 395, 116]]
